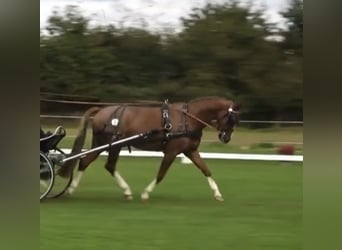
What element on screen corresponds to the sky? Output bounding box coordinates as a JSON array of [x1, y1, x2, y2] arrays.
[[40, 0, 289, 32]]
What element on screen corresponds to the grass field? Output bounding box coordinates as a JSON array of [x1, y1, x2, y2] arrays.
[[40, 157, 302, 250]]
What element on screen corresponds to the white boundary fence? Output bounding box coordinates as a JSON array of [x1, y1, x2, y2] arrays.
[[59, 148, 303, 162], [43, 114, 303, 162]]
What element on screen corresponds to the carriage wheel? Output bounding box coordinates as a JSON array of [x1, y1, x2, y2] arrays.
[[46, 164, 73, 198], [45, 149, 73, 199], [40, 152, 55, 201]]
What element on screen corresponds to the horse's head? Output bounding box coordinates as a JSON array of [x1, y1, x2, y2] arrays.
[[217, 103, 241, 143]]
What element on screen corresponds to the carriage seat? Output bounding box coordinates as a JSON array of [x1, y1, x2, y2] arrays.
[[40, 126, 66, 152]]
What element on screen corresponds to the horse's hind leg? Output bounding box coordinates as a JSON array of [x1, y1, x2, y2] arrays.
[[66, 150, 101, 195], [184, 150, 224, 201], [66, 134, 102, 195], [141, 152, 177, 201], [105, 148, 133, 200]]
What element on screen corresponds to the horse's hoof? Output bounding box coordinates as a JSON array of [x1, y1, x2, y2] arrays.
[[124, 194, 134, 200], [215, 196, 224, 202], [141, 193, 149, 201], [141, 198, 149, 203], [65, 188, 74, 196]]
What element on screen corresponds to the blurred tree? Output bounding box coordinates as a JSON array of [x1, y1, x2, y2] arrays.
[[277, 0, 303, 120], [40, 2, 303, 122], [169, 2, 297, 120], [40, 6, 90, 93], [45, 5, 89, 36], [280, 0, 303, 55]]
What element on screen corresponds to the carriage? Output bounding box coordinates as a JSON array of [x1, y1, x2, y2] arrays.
[[40, 125, 159, 200], [40, 126, 72, 200]]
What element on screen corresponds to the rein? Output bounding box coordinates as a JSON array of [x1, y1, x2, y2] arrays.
[[174, 105, 240, 131], [176, 108, 216, 130]]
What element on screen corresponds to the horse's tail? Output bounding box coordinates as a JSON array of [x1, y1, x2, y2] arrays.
[[59, 107, 101, 178]]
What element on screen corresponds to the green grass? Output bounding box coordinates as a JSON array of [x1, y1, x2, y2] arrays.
[[40, 157, 302, 250]]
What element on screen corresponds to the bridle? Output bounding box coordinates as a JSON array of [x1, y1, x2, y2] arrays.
[[217, 107, 240, 131]]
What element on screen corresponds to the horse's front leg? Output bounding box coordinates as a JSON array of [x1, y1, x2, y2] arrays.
[[141, 152, 177, 201], [184, 150, 224, 201]]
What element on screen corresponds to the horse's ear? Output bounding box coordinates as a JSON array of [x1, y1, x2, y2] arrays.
[[233, 103, 242, 111]]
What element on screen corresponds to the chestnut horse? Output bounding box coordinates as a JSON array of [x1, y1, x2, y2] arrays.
[[60, 96, 241, 201]]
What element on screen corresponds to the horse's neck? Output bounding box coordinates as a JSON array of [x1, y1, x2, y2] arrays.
[[191, 100, 230, 125]]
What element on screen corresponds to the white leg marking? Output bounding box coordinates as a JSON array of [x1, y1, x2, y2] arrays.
[[141, 179, 157, 200], [207, 177, 224, 201], [114, 171, 133, 199], [66, 171, 84, 195]]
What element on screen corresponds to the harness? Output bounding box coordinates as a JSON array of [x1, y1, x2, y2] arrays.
[[103, 105, 131, 151], [160, 100, 202, 144], [103, 100, 207, 150], [161, 99, 172, 131]]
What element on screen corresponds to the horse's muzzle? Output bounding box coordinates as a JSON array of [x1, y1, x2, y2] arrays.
[[219, 131, 231, 144]]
